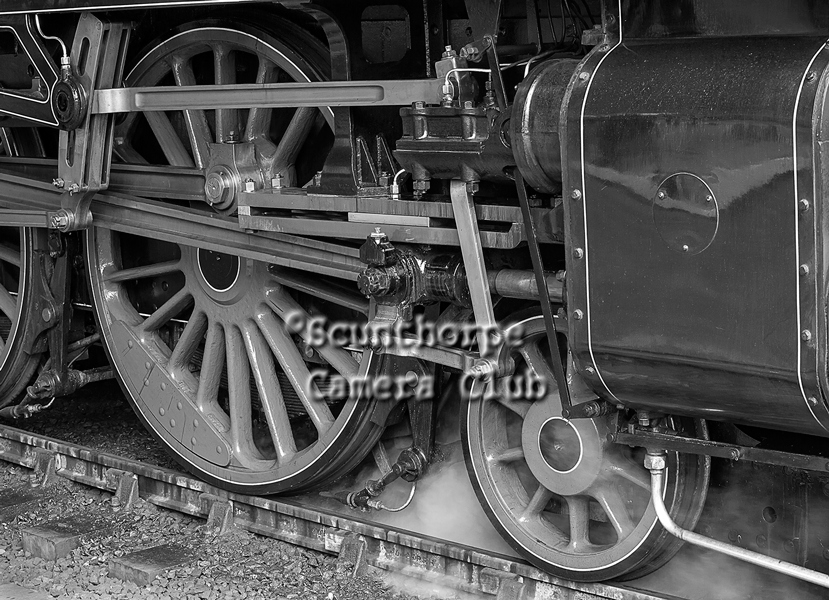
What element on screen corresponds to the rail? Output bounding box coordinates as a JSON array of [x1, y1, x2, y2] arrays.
[[0, 423, 677, 600]]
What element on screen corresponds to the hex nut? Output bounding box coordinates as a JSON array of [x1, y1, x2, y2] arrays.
[[644, 453, 667, 471]]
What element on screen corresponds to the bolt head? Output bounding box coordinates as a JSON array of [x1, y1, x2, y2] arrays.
[[657, 190, 666, 200], [644, 453, 667, 471], [466, 181, 479, 195], [800, 198, 811, 212], [802, 329, 813, 342], [573, 247, 584, 259], [572, 309, 584, 320], [800, 264, 810, 276], [52, 178, 65, 189], [579, 71, 590, 81], [570, 189, 582, 200], [244, 179, 255, 193]]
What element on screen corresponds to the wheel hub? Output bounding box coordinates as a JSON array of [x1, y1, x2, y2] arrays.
[[197, 249, 241, 293], [522, 401, 605, 496]]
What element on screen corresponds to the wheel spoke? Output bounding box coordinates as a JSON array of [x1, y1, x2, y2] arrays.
[[593, 484, 636, 540], [169, 310, 207, 371], [244, 59, 277, 141], [225, 325, 266, 461], [104, 259, 181, 283], [213, 43, 240, 143], [604, 452, 651, 491], [519, 484, 553, 522], [195, 320, 226, 416], [171, 54, 212, 168], [144, 111, 195, 168], [494, 446, 525, 463], [241, 320, 297, 461], [0, 244, 20, 268], [494, 395, 531, 419], [268, 107, 316, 185], [255, 307, 336, 434], [566, 495, 593, 552], [0, 283, 17, 321], [113, 137, 149, 164], [141, 288, 193, 332], [266, 287, 359, 379]]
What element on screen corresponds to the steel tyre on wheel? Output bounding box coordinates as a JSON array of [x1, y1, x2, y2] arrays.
[[462, 314, 711, 581], [87, 17, 385, 494]]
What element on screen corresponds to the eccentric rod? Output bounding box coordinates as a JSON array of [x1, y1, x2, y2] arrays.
[[646, 451, 829, 589]]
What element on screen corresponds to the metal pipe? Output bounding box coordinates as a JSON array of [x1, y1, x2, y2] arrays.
[[487, 269, 563, 302], [646, 451, 829, 589]]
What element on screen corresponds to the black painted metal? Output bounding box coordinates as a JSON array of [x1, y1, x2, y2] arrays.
[[562, 36, 829, 436], [620, 0, 829, 39]]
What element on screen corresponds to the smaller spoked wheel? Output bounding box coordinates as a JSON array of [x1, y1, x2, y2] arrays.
[[462, 315, 710, 581]]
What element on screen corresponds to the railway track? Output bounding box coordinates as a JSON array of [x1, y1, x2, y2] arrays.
[[0, 422, 677, 600]]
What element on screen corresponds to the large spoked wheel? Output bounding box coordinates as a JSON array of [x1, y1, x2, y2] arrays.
[[0, 128, 47, 407], [87, 18, 384, 493], [462, 315, 710, 581]]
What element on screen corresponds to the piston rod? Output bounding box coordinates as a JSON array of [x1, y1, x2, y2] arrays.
[[646, 451, 829, 589]]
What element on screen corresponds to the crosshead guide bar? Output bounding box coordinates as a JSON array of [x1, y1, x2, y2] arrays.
[[0, 424, 678, 600]]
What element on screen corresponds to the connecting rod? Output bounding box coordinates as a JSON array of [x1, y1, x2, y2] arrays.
[[646, 451, 829, 589]]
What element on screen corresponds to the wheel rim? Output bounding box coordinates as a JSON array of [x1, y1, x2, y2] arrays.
[[88, 21, 383, 493], [0, 128, 44, 406], [463, 315, 710, 580]]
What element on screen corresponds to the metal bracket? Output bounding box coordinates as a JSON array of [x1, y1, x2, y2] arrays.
[[53, 13, 130, 231], [0, 15, 59, 126]]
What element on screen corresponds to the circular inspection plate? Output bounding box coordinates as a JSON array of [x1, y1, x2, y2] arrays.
[[653, 173, 718, 255]]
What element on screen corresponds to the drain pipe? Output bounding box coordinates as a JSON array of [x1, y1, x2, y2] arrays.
[[645, 451, 829, 589]]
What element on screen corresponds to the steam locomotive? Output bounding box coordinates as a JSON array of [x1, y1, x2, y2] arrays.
[[0, 0, 827, 588]]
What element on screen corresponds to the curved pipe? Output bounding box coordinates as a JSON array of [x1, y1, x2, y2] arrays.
[[647, 452, 829, 589]]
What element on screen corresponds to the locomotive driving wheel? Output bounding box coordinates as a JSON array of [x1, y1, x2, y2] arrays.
[[0, 128, 47, 407], [463, 314, 711, 581], [87, 18, 385, 493]]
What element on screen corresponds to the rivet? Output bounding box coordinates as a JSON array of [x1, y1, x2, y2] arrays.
[[682, 245, 690, 252], [144, 361, 151, 370], [217, 445, 223, 454], [191, 437, 197, 445], [585, 365, 595, 374], [159, 407, 165, 416], [574, 247, 584, 259], [800, 198, 811, 212], [802, 329, 812, 342], [807, 71, 817, 82], [160, 382, 167, 391], [800, 264, 810, 276], [573, 309, 584, 320], [657, 190, 666, 200], [170, 419, 176, 427], [571, 189, 582, 200], [177, 402, 182, 410], [705, 194, 713, 203], [127, 340, 133, 348], [579, 71, 590, 81], [809, 396, 818, 406]]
